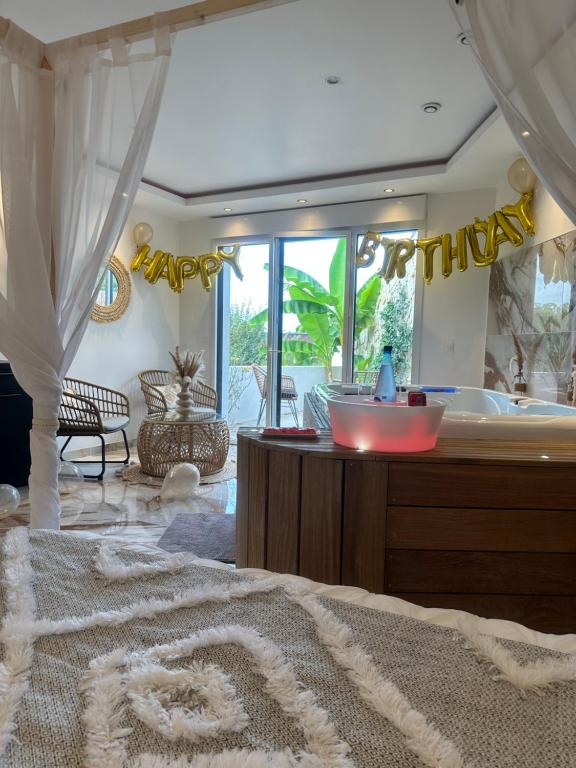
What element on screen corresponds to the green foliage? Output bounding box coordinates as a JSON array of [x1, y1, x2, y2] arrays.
[[354, 278, 414, 384], [376, 279, 414, 383], [229, 301, 267, 366], [249, 239, 377, 380], [247, 239, 414, 382]]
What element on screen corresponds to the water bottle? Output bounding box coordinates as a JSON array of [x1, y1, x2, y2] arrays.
[[373, 345, 396, 402]]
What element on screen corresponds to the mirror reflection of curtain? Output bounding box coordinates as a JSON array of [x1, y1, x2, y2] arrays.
[[0, 20, 172, 528], [455, 0, 576, 222]]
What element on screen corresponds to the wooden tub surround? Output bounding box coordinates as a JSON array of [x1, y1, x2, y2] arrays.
[[236, 430, 576, 634]]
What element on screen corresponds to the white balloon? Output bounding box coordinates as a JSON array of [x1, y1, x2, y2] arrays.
[[0, 484, 20, 516], [58, 461, 85, 495], [160, 463, 201, 501], [133, 221, 154, 247], [507, 156, 537, 194]]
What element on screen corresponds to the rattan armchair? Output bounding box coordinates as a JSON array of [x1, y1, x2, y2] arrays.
[[252, 364, 299, 426], [58, 377, 130, 481], [138, 370, 217, 415]]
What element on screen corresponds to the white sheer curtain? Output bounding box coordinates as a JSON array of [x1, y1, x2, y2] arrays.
[[0, 20, 171, 529], [455, 0, 576, 223]]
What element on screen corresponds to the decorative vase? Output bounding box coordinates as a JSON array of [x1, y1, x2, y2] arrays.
[[175, 376, 196, 420]]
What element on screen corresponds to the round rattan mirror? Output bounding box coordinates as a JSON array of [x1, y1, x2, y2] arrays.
[[91, 255, 131, 323]]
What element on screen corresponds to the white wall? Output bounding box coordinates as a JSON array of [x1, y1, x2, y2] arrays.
[[66, 207, 181, 450], [178, 218, 217, 386], [418, 190, 496, 386]]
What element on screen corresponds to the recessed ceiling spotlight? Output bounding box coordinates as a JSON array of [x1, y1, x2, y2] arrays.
[[297, 198, 308, 204], [383, 188, 395, 194], [457, 32, 471, 45], [521, 130, 530, 137], [223, 207, 233, 212], [422, 102, 442, 114], [325, 75, 341, 85]]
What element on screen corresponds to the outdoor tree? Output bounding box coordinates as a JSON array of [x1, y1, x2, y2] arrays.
[[229, 301, 267, 365], [249, 239, 383, 381], [228, 301, 267, 418]]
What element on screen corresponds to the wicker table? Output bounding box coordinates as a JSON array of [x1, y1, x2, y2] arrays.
[[138, 412, 229, 477]]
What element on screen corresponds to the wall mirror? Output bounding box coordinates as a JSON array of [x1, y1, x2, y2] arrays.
[[91, 255, 131, 323]]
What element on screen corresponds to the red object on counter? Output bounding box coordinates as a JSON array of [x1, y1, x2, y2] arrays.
[[407, 390, 427, 407], [261, 427, 319, 439]]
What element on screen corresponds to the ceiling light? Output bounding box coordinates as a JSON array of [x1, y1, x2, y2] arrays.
[[422, 102, 442, 114], [521, 130, 530, 137], [325, 75, 341, 85], [297, 198, 308, 204], [383, 188, 395, 194], [457, 32, 471, 45], [223, 207, 233, 212]]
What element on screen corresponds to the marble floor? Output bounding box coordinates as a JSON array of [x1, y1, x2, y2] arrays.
[[1, 447, 237, 553]]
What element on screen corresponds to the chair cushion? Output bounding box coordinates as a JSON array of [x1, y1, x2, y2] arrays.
[[157, 383, 180, 409], [101, 416, 130, 433]]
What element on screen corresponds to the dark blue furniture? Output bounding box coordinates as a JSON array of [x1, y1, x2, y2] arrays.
[[0, 362, 32, 487]]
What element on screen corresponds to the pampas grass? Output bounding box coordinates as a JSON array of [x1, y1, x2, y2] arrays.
[[170, 347, 204, 384]]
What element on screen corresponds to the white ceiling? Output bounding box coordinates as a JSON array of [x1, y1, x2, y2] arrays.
[[4, 0, 523, 219]]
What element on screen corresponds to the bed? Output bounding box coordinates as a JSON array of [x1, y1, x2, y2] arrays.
[[0, 528, 574, 767]]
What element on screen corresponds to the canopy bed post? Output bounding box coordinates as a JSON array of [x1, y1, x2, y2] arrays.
[[0, 18, 173, 528]]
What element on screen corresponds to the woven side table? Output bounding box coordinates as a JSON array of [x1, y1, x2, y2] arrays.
[[138, 413, 230, 477]]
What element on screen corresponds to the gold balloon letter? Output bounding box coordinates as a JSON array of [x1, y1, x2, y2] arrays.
[[218, 245, 243, 280], [131, 245, 154, 273], [357, 231, 381, 268], [416, 236, 443, 284], [199, 254, 223, 291], [501, 191, 535, 237], [443, 228, 468, 278], [386, 239, 416, 282], [143, 250, 170, 284], [494, 209, 523, 247]]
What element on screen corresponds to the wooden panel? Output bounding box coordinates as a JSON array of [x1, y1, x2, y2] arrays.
[[389, 463, 576, 509], [237, 431, 576, 466], [342, 460, 387, 592], [266, 451, 301, 574], [385, 551, 576, 595], [300, 456, 343, 584], [235, 436, 250, 567], [47, 0, 302, 50], [247, 441, 268, 569], [389, 593, 576, 635], [387, 507, 576, 552]]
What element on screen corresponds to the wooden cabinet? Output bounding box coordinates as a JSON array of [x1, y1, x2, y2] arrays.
[[236, 432, 576, 634]]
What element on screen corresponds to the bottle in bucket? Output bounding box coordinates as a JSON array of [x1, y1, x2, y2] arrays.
[[373, 346, 396, 402]]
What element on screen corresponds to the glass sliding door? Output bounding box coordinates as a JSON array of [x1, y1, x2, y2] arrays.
[[216, 228, 419, 431], [277, 236, 348, 426], [353, 230, 418, 387], [217, 242, 271, 434]]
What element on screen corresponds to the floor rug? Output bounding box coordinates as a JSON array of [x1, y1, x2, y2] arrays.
[[157, 511, 236, 562], [120, 459, 236, 487]]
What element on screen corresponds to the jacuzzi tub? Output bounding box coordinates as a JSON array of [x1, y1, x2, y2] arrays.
[[313, 384, 576, 443]]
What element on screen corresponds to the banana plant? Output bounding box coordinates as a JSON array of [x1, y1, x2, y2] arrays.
[[248, 239, 382, 380]]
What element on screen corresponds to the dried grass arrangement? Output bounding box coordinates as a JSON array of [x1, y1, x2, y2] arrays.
[[169, 346, 204, 385]]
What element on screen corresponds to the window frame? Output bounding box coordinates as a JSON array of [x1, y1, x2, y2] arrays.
[[215, 221, 423, 425]]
